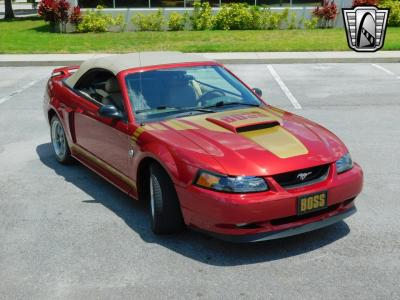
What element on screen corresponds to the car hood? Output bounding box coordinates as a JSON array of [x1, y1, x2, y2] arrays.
[[144, 106, 347, 176]]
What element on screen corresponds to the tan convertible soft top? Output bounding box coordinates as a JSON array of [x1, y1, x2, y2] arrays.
[[65, 52, 214, 87]]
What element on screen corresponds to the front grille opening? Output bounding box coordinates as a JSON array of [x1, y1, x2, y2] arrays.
[[270, 203, 341, 226], [273, 164, 330, 188], [218, 198, 355, 230], [217, 223, 262, 230], [235, 223, 263, 229]]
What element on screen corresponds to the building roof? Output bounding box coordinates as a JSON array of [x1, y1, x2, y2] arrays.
[[65, 52, 214, 87]]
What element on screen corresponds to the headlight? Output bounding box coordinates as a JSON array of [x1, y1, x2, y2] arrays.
[[194, 170, 268, 193], [336, 153, 353, 174]]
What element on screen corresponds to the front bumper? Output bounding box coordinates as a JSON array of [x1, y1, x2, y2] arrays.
[[204, 205, 356, 243], [176, 163, 363, 240]]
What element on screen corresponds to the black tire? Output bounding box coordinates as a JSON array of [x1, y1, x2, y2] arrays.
[[149, 163, 184, 234], [50, 115, 73, 164]]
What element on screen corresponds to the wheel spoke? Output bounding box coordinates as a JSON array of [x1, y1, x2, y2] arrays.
[[57, 124, 62, 136], [150, 175, 155, 219]]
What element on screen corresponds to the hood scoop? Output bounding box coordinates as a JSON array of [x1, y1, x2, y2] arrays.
[[236, 121, 280, 133], [206, 116, 280, 134]]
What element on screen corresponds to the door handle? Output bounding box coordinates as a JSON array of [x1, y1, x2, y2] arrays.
[[128, 149, 135, 157]]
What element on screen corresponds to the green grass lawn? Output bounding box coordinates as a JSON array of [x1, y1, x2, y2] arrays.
[[1, 17, 400, 53]]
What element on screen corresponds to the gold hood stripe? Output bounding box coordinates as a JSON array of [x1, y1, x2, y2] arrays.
[[183, 117, 230, 132], [268, 106, 286, 119], [239, 126, 308, 159], [181, 107, 282, 132], [150, 123, 168, 131], [163, 119, 197, 130], [131, 107, 306, 159]]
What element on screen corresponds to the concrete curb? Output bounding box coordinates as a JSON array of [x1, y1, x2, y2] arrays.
[[1, 52, 400, 66]]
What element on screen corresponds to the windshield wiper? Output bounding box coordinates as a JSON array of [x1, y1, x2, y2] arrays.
[[204, 101, 260, 109], [136, 105, 214, 115], [184, 106, 215, 113], [136, 106, 177, 114]]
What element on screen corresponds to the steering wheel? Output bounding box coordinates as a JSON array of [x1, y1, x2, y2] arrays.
[[199, 89, 226, 106]]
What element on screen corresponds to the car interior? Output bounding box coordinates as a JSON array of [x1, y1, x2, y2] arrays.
[[74, 68, 241, 118], [126, 70, 204, 111], [74, 69, 207, 113], [74, 69, 125, 113]]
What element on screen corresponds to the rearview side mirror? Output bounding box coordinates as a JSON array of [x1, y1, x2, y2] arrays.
[[98, 105, 123, 120], [252, 88, 262, 97]]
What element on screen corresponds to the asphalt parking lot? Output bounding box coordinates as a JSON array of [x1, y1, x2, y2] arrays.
[[0, 63, 399, 299]]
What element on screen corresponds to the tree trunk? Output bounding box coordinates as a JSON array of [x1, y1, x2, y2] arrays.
[[4, 0, 15, 20]]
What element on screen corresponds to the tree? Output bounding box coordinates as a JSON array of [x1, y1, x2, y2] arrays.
[[4, 0, 15, 19]]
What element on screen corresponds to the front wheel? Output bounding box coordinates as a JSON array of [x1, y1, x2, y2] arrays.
[[149, 163, 184, 234], [50, 115, 73, 164]]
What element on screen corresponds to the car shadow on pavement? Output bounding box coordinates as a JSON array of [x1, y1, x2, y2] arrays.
[[37, 143, 351, 266]]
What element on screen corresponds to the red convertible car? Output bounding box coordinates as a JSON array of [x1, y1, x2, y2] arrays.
[[44, 52, 363, 242]]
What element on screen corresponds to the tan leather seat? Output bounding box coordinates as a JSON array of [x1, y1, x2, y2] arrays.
[[104, 78, 124, 111]]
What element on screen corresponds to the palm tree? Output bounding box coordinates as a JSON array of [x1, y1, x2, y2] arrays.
[[4, 0, 15, 19]]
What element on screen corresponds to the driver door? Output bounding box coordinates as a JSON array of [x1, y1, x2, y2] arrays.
[[71, 69, 131, 191]]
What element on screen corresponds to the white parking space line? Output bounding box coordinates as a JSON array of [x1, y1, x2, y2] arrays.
[[267, 65, 302, 109], [0, 79, 43, 105], [371, 63, 400, 79]]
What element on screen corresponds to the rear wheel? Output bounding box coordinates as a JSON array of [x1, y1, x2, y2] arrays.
[[50, 115, 73, 164], [149, 163, 184, 234]]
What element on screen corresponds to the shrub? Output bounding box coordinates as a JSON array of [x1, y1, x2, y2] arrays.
[[352, 0, 378, 7], [113, 15, 126, 31], [38, 0, 61, 23], [168, 12, 186, 31], [38, 0, 70, 24], [57, 0, 70, 24], [287, 11, 298, 29], [38, 0, 76, 32], [313, 0, 338, 28], [304, 16, 319, 29], [258, 9, 276, 29], [191, 1, 213, 30], [132, 9, 164, 31], [249, 5, 262, 29], [213, 3, 254, 30], [297, 16, 305, 29], [268, 13, 281, 29], [69, 5, 82, 25], [379, 0, 400, 26], [256, 7, 289, 30], [77, 6, 123, 32], [279, 7, 289, 25]]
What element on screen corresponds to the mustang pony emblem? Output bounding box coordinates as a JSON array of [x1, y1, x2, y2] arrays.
[[297, 171, 313, 181]]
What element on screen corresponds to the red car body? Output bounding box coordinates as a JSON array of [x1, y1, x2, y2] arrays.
[[44, 55, 363, 242]]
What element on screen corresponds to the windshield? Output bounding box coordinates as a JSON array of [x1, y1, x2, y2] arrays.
[[124, 65, 263, 122]]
